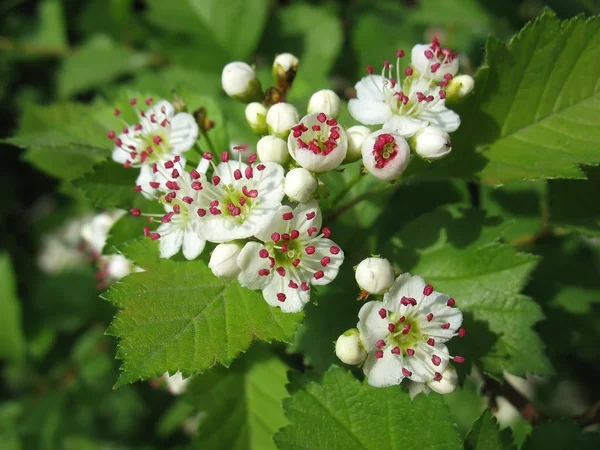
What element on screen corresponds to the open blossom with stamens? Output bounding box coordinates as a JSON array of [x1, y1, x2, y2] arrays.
[[193, 154, 285, 242], [348, 49, 461, 138], [288, 112, 348, 173], [110, 99, 198, 196], [236, 200, 344, 313], [411, 38, 459, 82], [354, 273, 465, 388], [361, 130, 410, 181]]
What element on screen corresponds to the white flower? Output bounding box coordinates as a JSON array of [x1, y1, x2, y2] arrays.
[[80, 210, 125, 253], [110, 99, 198, 197], [163, 371, 192, 395], [411, 125, 451, 160], [345, 125, 371, 163], [37, 236, 85, 274], [335, 328, 367, 365], [236, 200, 344, 313], [355, 257, 395, 295], [361, 130, 410, 181], [357, 273, 465, 388], [266, 103, 299, 138], [284, 168, 317, 203], [245, 102, 268, 134], [288, 113, 347, 173], [348, 51, 461, 138], [411, 39, 459, 82], [257, 135, 289, 164], [221, 62, 263, 101], [209, 243, 242, 279], [307, 89, 341, 118], [193, 158, 285, 242], [105, 254, 134, 280], [273, 53, 299, 74], [446, 74, 474, 102]]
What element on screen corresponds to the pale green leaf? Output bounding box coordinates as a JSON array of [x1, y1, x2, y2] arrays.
[[184, 346, 289, 449], [274, 366, 462, 450], [105, 239, 303, 387], [0, 253, 26, 362], [465, 410, 515, 450], [28, 0, 68, 50]]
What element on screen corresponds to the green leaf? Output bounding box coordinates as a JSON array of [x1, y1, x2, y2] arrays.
[[274, 366, 463, 450], [58, 35, 150, 98], [72, 161, 138, 208], [0, 253, 26, 362], [28, 0, 68, 50], [465, 410, 514, 450], [522, 420, 600, 450], [457, 12, 600, 184], [389, 206, 552, 377], [184, 346, 289, 449], [105, 239, 303, 387]]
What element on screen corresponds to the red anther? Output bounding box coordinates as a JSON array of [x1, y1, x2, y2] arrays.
[[423, 285, 433, 296], [388, 323, 396, 332], [246, 189, 258, 198], [396, 49, 405, 58], [191, 181, 202, 190], [384, 59, 390, 68], [402, 323, 411, 335], [330, 246, 340, 254], [441, 323, 450, 329], [197, 208, 206, 217], [173, 156, 180, 163], [326, 118, 338, 126], [182, 196, 193, 204], [114, 109, 120, 116], [219, 151, 229, 163], [134, 185, 142, 192], [458, 328, 467, 337], [307, 227, 317, 236], [430, 62, 441, 73], [314, 270, 324, 280], [317, 113, 327, 123], [209, 207, 221, 215], [447, 298, 455, 307], [281, 233, 290, 241], [366, 66, 374, 74], [114, 138, 123, 147], [248, 154, 257, 164], [376, 339, 385, 348], [424, 50, 434, 59], [245, 167, 253, 179], [150, 233, 160, 240], [233, 169, 242, 180], [402, 368, 412, 377], [130, 208, 141, 216], [203, 152, 213, 160], [306, 211, 316, 220], [433, 372, 442, 381], [431, 355, 441, 366], [292, 259, 301, 267], [171, 169, 180, 178], [164, 160, 174, 169], [140, 152, 148, 163], [277, 293, 286, 302], [160, 119, 168, 127], [378, 308, 387, 319], [271, 232, 280, 243], [107, 130, 115, 139], [322, 227, 331, 238], [406, 348, 415, 356], [427, 313, 434, 322], [145, 98, 153, 105], [258, 269, 270, 276], [289, 280, 299, 289], [290, 229, 300, 239], [282, 212, 294, 220], [161, 212, 174, 223], [212, 176, 220, 186], [305, 246, 315, 255], [444, 73, 453, 81], [257, 164, 265, 171], [427, 338, 435, 346], [259, 249, 269, 258], [301, 282, 309, 291], [312, 125, 321, 132], [190, 170, 200, 179], [405, 67, 413, 76], [153, 136, 162, 145], [276, 267, 286, 277], [173, 205, 181, 214], [124, 160, 132, 169], [143, 226, 150, 237], [453, 355, 465, 363], [321, 256, 331, 266], [130, 98, 137, 105], [376, 350, 384, 359], [134, 124, 142, 131], [391, 347, 400, 355], [439, 90, 447, 99]]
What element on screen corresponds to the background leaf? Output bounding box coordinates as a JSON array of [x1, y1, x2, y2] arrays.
[[0, 252, 26, 362], [465, 409, 515, 450]]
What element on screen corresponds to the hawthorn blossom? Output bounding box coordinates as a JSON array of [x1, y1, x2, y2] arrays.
[[411, 39, 459, 82], [110, 99, 198, 196], [355, 257, 395, 295], [361, 130, 410, 181], [193, 153, 285, 243], [356, 273, 465, 388], [237, 200, 344, 313], [348, 47, 461, 138]]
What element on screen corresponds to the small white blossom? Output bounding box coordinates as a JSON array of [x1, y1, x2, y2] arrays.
[[285, 168, 317, 203], [345, 125, 371, 163], [245, 102, 268, 134], [355, 257, 395, 295], [209, 243, 242, 279], [109, 99, 198, 197], [257, 135, 289, 164], [266, 103, 300, 138], [105, 254, 133, 280], [411, 125, 452, 160], [163, 371, 192, 395], [237, 200, 344, 313], [411, 39, 459, 82], [356, 273, 465, 388], [361, 130, 410, 181], [335, 328, 367, 365], [446, 74, 474, 102], [80, 210, 125, 253], [288, 113, 347, 173], [273, 53, 299, 74], [221, 62, 262, 101], [307, 89, 341, 118]]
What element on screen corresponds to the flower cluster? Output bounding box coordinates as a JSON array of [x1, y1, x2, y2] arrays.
[[335, 257, 466, 392]]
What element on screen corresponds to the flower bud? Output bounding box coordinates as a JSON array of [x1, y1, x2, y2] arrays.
[[245, 102, 268, 134], [344, 125, 371, 163], [410, 125, 451, 160], [355, 257, 395, 295], [307, 89, 341, 118], [411, 42, 459, 82], [426, 365, 458, 395], [445, 74, 474, 103], [209, 243, 242, 279], [221, 62, 263, 102], [266, 103, 300, 138], [285, 168, 317, 203], [361, 130, 410, 181], [335, 328, 367, 365], [273, 53, 299, 92], [287, 112, 347, 173], [257, 135, 289, 164]]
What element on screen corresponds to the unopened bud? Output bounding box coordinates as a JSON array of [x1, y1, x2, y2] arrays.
[[410, 125, 451, 160], [355, 257, 395, 295], [245, 102, 268, 134], [266, 103, 299, 138], [335, 328, 367, 365], [426, 365, 458, 395], [445, 74, 474, 103], [221, 62, 263, 102], [345, 125, 371, 163], [257, 135, 289, 164], [273, 53, 299, 92], [285, 168, 317, 203], [307, 89, 341, 118], [209, 243, 242, 279], [361, 130, 410, 181]]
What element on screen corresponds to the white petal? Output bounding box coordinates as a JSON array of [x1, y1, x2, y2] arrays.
[[182, 226, 205, 260], [157, 225, 183, 259], [411, 44, 431, 75], [383, 116, 428, 138], [355, 75, 387, 101], [348, 98, 392, 125], [136, 165, 157, 199], [145, 100, 175, 120], [420, 107, 461, 133], [302, 238, 343, 286], [417, 341, 451, 374], [357, 301, 390, 350], [112, 147, 129, 164], [252, 162, 285, 205], [169, 113, 199, 154], [254, 205, 292, 242], [237, 242, 272, 290], [363, 351, 404, 388], [290, 200, 322, 236], [262, 275, 310, 313], [215, 161, 248, 185]]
